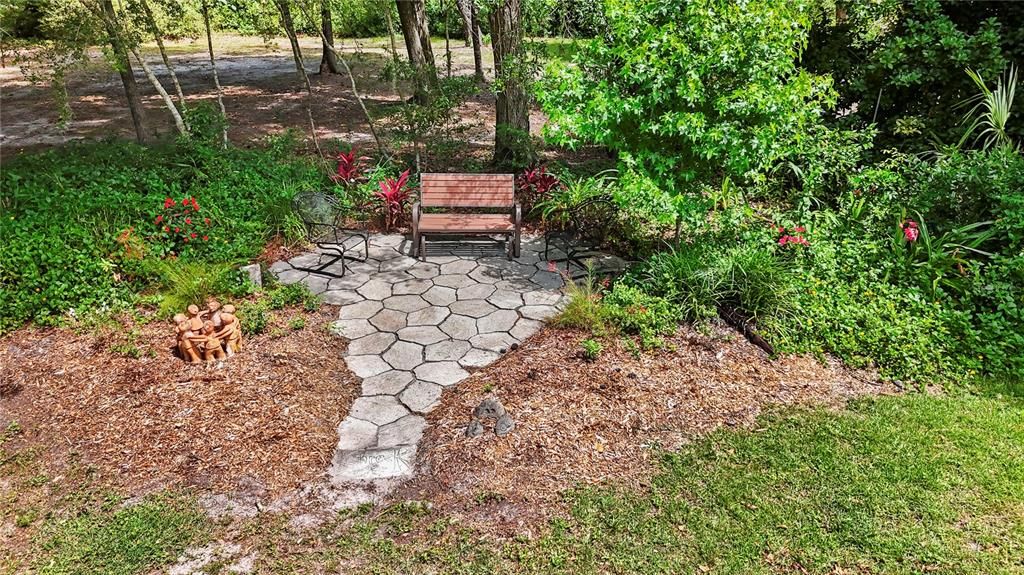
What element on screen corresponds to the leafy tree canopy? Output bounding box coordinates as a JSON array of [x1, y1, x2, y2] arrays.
[[536, 0, 837, 199]]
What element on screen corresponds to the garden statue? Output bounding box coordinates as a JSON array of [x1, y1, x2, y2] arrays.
[[173, 300, 243, 362]]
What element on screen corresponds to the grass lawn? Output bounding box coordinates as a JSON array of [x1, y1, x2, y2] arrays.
[[7, 394, 1021, 574]]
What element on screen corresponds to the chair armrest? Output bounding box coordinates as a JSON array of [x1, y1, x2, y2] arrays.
[[412, 202, 421, 229], [513, 203, 522, 227]]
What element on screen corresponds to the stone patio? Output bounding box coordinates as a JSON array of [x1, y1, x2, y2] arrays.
[[271, 234, 579, 484]]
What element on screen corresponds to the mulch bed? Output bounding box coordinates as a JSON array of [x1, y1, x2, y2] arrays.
[[0, 305, 357, 497], [396, 324, 896, 533]]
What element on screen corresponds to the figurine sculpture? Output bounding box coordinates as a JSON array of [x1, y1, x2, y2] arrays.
[[173, 299, 243, 363]]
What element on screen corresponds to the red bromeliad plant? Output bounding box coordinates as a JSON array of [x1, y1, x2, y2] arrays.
[[516, 165, 561, 211], [330, 149, 369, 185], [375, 169, 416, 232], [152, 196, 214, 257], [776, 225, 810, 247]]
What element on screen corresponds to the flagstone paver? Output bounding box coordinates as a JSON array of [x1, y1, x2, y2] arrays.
[[272, 233, 619, 486]]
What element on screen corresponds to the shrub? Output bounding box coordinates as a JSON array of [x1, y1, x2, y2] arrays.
[[603, 284, 679, 349], [580, 338, 603, 361]]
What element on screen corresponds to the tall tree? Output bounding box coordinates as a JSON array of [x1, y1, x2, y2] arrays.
[[395, 0, 437, 101], [138, 0, 185, 107], [318, 0, 340, 74], [201, 0, 228, 146], [100, 0, 147, 143], [468, 0, 483, 82], [489, 0, 529, 165], [454, 0, 472, 46], [275, 0, 322, 155]]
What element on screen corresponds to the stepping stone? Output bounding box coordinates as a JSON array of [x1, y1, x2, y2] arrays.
[[408, 306, 450, 326], [470, 332, 518, 353], [520, 304, 559, 321], [322, 290, 363, 306], [329, 273, 371, 291], [375, 270, 414, 284], [531, 270, 564, 289], [399, 380, 443, 413], [357, 279, 392, 300], [348, 395, 410, 426], [383, 341, 425, 371], [457, 283, 496, 300], [383, 295, 429, 313], [362, 370, 414, 395], [343, 259, 378, 276], [339, 300, 383, 320], [330, 319, 376, 340], [439, 314, 478, 340], [370, 234, 406, 248], [440, 259, 477, 275], [510, 317, 543, 341], [287, 252, 323, 268], [377, 414, 427, 447], [524, 291, 563, 306], [487, 289, 523, 310], [347, 332, 396, 356], [459, 348, 500, 368], [330, 445, 416, 482], [304, 274, 331, 295], [367, 245, 400, 260], [477, 309, 519, 333], [336, 418, 378, 451], [369, 309, 407, 332], [422, 285, 457, 306], [495, 278, 535, 292], [393, 278, 432, 295], [276, 268, 308, 284], [414, 361, 469, 386], [434, 274, 477, 289], [449, 299, 497, 318], [407, 263, 441, 279], [380, 255, 418, 272], [425, 340, 471, 362], [397, 326, 448, 345], [424, 255, 459, 264], [469, 265, 503, 284], [345, 355, 392, 378], [269, 260, 291, 274]]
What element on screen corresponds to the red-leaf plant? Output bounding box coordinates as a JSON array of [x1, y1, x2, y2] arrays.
[[375, 169, 416, 232], [516, 164, 561, 212], [330, 149, 369, 185]]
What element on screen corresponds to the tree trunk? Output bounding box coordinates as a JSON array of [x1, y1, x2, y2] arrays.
[[101, 0, 147, 143], [129, 44, 186, 135], [201, 0, 228, 147], [139, 0, 185, 108], [318, 0, 341, 74], [275, 0, 322, 156], [469, 0, 483, 82], [454, 0, 473, 46], [396, 0, 437, 101], [490, 0, 529, 166]]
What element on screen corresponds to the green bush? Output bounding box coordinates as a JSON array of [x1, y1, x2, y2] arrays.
[[0, 138, 326, 333], [603, 284, 679, 349]]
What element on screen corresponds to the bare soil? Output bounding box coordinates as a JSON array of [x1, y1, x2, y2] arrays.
[[394, 324, 895, 534], [0, 35, 516, 158]]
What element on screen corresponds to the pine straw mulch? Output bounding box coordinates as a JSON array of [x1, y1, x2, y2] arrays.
[[0, 304, 357, 498], [395, 324, 897, 533]]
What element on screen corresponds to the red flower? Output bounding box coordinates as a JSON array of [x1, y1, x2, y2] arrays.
[[183, 237, 189, 243], [190, 232, 197, 239], [203, 217, 210, 225], [191, 198, 199, 211], [174, 227, 180, 233], [777, 226, 785, 234], [185, 218, 192, 225], [202, 235, 209, 241], [155, 214, 163, 224], [163, 197, 175, 209], [164, 226, 170, 232], [793, 226, 806, 233], [903, 220, 919, 242], [181, 198, 189, 206], [547, 261, 558, 272]]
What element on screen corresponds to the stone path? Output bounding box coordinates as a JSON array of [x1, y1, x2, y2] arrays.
[[271, 234, 571, 484]]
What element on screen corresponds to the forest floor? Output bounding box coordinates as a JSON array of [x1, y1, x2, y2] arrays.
[[0, 33, 560, 159]]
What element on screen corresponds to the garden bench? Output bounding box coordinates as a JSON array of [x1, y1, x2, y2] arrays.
[[291, 191, 369, 277], [412, 173, 521, 260]]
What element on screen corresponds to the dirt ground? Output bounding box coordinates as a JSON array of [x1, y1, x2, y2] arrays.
[[394, 324, 896, 533], [0, 34, 530, 157]]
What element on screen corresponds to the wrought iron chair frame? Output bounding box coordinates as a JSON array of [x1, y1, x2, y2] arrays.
[[291, 191, 369, 278], [543, 195, 617, 277]]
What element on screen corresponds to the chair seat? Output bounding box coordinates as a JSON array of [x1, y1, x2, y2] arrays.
[[419, 213, 515, 233]]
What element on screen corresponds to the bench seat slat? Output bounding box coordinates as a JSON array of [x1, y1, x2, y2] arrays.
[[418, 213, 514, 233]]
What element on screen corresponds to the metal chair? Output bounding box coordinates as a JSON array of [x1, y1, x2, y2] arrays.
[[543, 195, 617, 277], [291, 191, 369, 277]]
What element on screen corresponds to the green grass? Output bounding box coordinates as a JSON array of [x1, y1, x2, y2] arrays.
[[273, 393, 1024, 574], [32, 494, 207, 575]]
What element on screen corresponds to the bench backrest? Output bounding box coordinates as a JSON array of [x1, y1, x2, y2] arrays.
[[420, 173, 514, 208]]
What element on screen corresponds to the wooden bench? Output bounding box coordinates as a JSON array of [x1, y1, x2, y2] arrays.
[[412, 173, 521, 260]]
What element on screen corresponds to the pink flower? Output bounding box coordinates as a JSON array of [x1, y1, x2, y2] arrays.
[[547, 261, 558, 272], [903, 221, 919, 242]]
